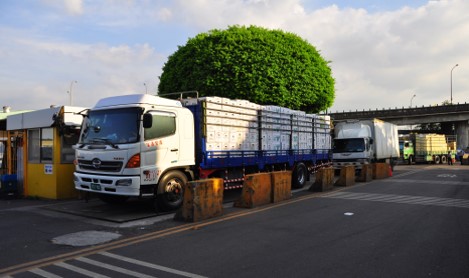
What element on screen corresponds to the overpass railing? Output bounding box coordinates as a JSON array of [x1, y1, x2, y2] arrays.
[[329, 102, 469, 121]]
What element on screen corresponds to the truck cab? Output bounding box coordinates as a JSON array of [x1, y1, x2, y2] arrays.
[[74, 94, 195, 210], [333, 137, 373, 168], [332, 121, 374, 169], [399, 139, 415, 164]]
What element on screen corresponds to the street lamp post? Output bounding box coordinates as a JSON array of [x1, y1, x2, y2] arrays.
[[68, 80, 77, 106], [410, 94, 416, 107], [450, 64, 458, 104]]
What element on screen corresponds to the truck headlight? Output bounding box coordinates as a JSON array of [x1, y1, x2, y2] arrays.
[[116, 179, 132, 186]]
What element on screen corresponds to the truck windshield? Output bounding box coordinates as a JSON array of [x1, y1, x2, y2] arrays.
[[333, 138, 366, 153], [81, 107, 141, 144]]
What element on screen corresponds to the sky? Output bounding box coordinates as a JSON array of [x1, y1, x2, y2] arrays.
[[0, 0, 468, 113]]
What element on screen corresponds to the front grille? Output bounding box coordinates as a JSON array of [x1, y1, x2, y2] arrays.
[[78, 159, 123, 172]]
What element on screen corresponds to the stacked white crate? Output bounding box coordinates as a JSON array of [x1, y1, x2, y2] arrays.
[[260, 105, 293, 151], [202, 97, 260, 152], [189, 96, 332, 154], [292, 111, 313, 150], [312, 115, 331, 153]]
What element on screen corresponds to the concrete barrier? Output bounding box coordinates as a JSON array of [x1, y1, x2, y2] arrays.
[[335, 165, 355, 187], [462, 154, 469, 165], [356, 164, 372, 182], [271, 171, 292, 203], [234, 173, 272, 208], [310, 167, 334, 192], [373, 163, 389, 179], [174, 178, 224, 222]]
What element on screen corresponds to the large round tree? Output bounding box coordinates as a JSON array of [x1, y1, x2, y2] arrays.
[[158, 25, 334, 113]]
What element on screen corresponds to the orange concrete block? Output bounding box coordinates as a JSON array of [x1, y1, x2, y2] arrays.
[[356, 164, 372, 182], [335, 165, 355, 187], [175, 178, 224, 222], [271, 171, 292, 203], [234, 173, 272, 208], [310, 167, 334, 192], [373, 163, 389, 179], [462, 154, 469, 165]]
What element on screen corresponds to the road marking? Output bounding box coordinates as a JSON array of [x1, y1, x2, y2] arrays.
[[54, 262, 110, 278], [99, 252, 207, 278], [0, 186, 349, 277], [437, 174, 457, 178], [382, 178, 469, 186], [323, 192, 469, 208], [28, 268, 62, 278], [75, 257, 155, 278]]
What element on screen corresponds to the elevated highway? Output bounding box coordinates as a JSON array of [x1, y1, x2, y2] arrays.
[[329, 102, 469, 150]]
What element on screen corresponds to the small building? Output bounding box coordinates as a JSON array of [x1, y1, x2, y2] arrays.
[[1, 106, 32, 195], [6, 106, 85, 199]]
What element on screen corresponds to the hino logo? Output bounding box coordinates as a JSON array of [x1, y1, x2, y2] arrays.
[[91, 158, 102, 169]]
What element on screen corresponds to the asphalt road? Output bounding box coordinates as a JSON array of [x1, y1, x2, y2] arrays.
[[1, 164, 468, 277]]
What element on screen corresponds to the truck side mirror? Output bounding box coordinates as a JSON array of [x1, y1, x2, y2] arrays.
[[143, 113, 153, 128], [369, 138, 374, 144]]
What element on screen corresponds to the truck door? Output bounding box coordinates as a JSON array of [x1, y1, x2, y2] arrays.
[[142, 111, 179, 176]]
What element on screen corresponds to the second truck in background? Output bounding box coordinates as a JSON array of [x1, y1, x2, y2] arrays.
[[332, 118, 400, 169], [400, 134, 456, 164]]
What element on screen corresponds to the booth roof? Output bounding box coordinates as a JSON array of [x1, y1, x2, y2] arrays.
[[0, 110, 33, 121]]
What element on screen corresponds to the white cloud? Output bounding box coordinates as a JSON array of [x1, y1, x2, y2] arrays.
[[162, 0, 469, 110], [157, 7, 173, 21], [65, 0, 83, 15], [42, 0, 84, 15], [1, 0, 468, 113], [0, 28, 164, 110]]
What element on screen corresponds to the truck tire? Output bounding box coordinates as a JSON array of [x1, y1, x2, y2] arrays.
[[98, 194, 129, 204], [434, 155, 441, 164], [156, 170, 187, 211], [292, 163, 307, 189], [441, 155, 447, 164]]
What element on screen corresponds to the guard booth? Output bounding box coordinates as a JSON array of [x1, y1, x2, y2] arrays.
[[7, 106, 85, 199], [1, 107, 31, 197], [0, 130, 25, 197]]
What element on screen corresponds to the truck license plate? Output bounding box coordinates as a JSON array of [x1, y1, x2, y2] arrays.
[[91, 183, 101, 191]]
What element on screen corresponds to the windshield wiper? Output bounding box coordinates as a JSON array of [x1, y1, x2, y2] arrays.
[[90, 138, 119, 149]]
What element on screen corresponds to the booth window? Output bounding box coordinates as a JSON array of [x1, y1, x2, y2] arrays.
[[61, 128, 80, 163], [28, 128, 53, 163]]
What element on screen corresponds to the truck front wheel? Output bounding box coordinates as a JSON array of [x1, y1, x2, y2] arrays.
[[292, 163, 307, 189], [156, 171, 187, 211]]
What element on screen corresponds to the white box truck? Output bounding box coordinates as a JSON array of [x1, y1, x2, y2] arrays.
[[74, 94, 332, 210], [332, 118, 399, 169]]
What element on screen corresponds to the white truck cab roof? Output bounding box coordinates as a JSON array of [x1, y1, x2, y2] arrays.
[[94, 94, 182, 109]]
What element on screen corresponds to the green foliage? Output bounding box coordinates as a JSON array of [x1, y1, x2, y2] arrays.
[[158, 25, 335, 113]]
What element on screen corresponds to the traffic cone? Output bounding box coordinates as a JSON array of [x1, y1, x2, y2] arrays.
[[388, 165, 393, 177]]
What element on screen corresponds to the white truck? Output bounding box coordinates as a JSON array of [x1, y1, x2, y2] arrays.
[[74, 93, 332, 210], [332, 118, 399, 169]]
